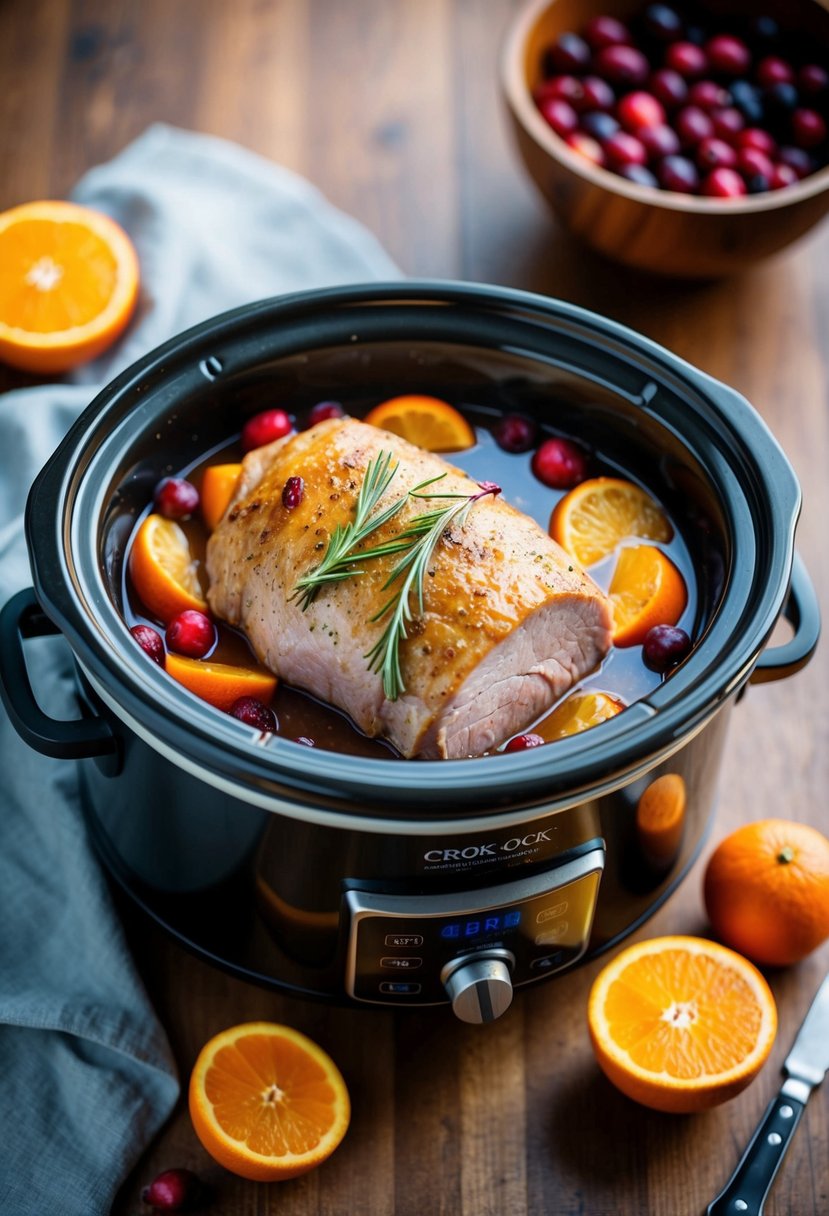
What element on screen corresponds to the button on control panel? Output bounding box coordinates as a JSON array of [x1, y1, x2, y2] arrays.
[[344, 845, 604, 1006]]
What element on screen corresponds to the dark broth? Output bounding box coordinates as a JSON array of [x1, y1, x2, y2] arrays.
[[123, 399, 699, 759]]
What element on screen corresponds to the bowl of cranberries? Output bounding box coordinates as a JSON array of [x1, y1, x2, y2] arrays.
[[502, 0, 829, 275]]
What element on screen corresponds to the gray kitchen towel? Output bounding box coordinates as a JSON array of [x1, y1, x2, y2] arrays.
[[0, 123, 400, 1215]]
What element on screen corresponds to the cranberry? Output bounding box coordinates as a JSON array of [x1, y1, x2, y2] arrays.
[[736, 127, 777, 157], [730, 81, 763, 125], [531, 437, 587, 488], [618, 163, 659, 188], [705, 35, 751, 77], [604, 131, 648, 169], [153, 478, 199, 521], [792, 108, 827, 149], [230, 696, 277, 732], [642, 625, 691, 672], [504, 733, 545, 752], [282, 475, 304, 509], [130, 624, 164, 665], [687, 81, 730, 111], [638, 123, 680, 158], [294, 736, 316, 746], [241, 408, 293, 452], [665, 42, 708, 80], [675, 106, 714, 148], [539, 97, 579, 137], [549, 32, 591, 73], [617, 91, 666, 132], [764, 82, 799, 117], [746, 16, 778, 45], [649, 68, 688, 109], [141, 1168, 205, 1212], [493, 414, 537, 453], [769, 163, 798, 190], [736, 146, 774, 181], [308, 400, 344, 425], [710, 106, 745, 140], [535, 75, 585, 107], [583, 15, 631, 50], [697, 137, 738, 171], [643, 4, 683, 42], [580, 76, 616, 111], [658, 154, 700, 193], [566, 131, 606, 166], [756, 56, 795, 89], [799, 65, 829, 97], [683, 24, 708, 48], [581, 111, 620, 141], [166, 610, 216, 659], [578, 111, 617, 143], [701, 167, 747, 197], [777, 145, 813, 178], [594, 45, 650, 88]]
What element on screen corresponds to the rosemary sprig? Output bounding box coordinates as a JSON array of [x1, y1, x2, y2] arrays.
[[291, 449, 409, 610], [364, 479, 501, 701]]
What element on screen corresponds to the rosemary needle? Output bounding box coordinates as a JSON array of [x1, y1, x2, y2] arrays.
[[364, 479, 501, 701], [292, 447, 500, 702], [291, 449, 410, 610]]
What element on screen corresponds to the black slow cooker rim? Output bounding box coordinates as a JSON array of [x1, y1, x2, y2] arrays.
[[26, 280, 801, 819]]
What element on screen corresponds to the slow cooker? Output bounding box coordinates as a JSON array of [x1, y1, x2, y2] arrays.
[[0, 282, 819, 1023]]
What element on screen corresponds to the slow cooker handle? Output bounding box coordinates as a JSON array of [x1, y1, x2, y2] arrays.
[[0, 588, 118, 760], [750, 553, 820, 684]]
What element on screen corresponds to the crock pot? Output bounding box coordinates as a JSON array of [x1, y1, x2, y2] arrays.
[[0, 282, 819, 1023]]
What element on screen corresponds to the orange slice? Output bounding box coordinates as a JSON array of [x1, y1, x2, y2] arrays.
[[550, 476, 672, 567], [201, 462, 242, 530], [165, 654, 277, 712], [189, 1021, 350, 1181], [608, 544, 687, 647], [537, 690, 625, 741], [0, 200, 139, 373], [363, 395, 475, 452], [128, 514, 207, 623], [588, 935, 777, 1114]]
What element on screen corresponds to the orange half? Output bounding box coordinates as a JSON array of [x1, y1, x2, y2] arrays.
[[363, 395, 476, 452], [189, 1021, 350, 1181], [608, 544, 687, 647], [165, 654, 277, 712], [588, 935, 777, 1113], [0, 200, 139, 373], [550, 477, 672, 567]]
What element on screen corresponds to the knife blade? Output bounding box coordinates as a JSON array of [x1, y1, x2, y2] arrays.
[[707, 971, 829, 1216]]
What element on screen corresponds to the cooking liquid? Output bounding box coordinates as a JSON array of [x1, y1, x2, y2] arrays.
[[123, 405, 698, 759]]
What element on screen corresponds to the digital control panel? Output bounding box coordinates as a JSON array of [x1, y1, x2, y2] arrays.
[[344, 846, 604, 1006]]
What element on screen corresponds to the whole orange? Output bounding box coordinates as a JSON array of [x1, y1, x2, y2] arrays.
[[704, 819, 829, 966]]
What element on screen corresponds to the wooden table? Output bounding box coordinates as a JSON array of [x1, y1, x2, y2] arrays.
[[2, 2, 828, 1213]]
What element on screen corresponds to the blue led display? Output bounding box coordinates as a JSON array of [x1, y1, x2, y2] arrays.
[[440, 909, 521, 940]]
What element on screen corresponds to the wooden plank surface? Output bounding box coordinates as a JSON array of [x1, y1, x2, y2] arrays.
[[1, 2, 827, 1213]]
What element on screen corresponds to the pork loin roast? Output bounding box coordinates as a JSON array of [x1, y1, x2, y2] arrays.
[[206, 417, 613, 758]]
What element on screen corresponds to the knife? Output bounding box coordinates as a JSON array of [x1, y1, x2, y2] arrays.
[[707, 971, 829, 1216]]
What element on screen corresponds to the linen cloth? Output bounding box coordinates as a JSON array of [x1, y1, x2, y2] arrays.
[[0, 123, 400, 1215]]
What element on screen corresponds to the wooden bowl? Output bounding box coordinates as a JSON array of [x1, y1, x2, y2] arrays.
[[501, 0, 829, 276]]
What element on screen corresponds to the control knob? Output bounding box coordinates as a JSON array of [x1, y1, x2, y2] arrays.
[[442, 951, 514, 1024]]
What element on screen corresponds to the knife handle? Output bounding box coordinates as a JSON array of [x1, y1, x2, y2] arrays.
[[706, 1088, 806, 1216]]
